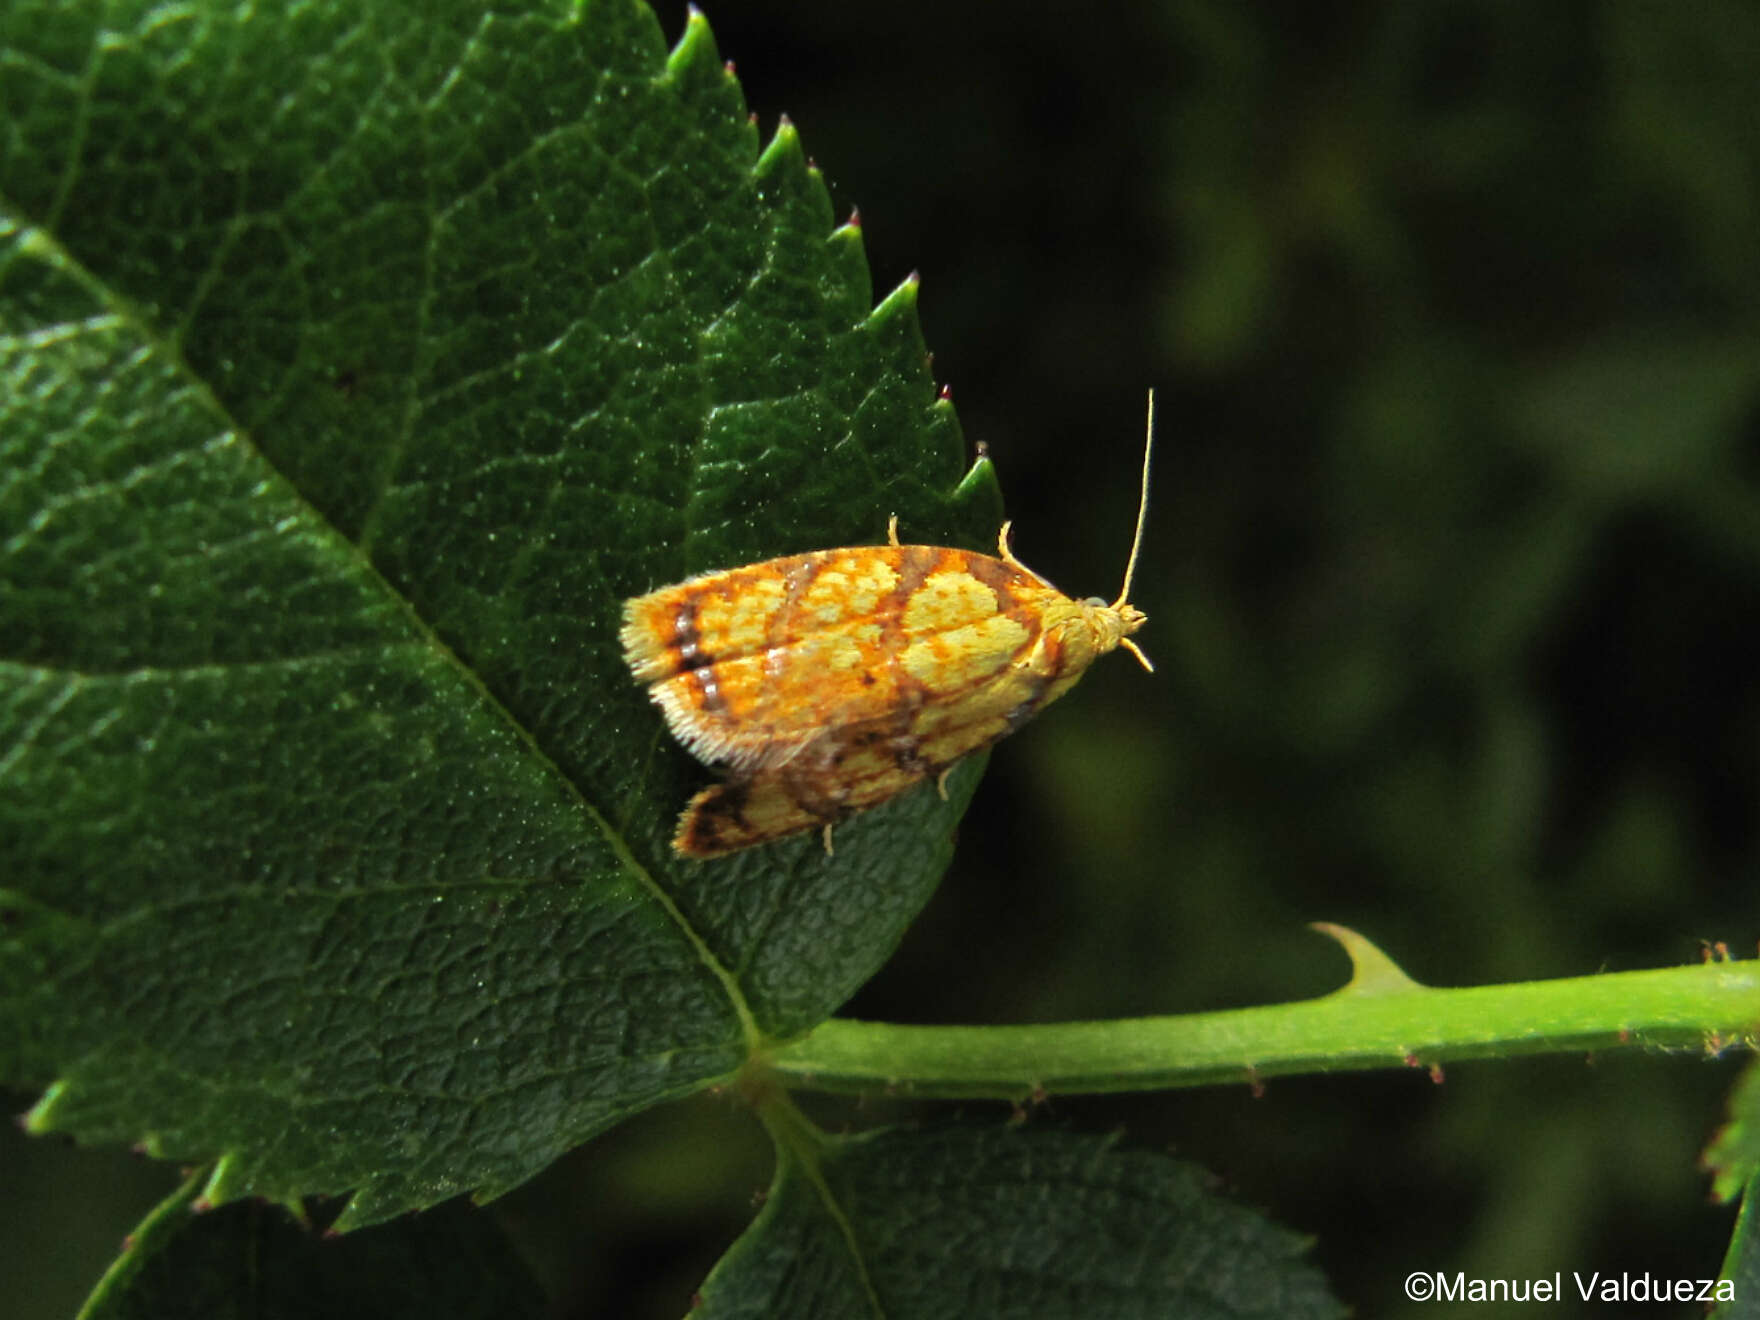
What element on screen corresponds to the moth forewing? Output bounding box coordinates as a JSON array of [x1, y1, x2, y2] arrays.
[[621, 390, 1158, 857]]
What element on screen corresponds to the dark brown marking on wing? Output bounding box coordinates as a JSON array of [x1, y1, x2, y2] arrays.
[[670, 595, 712, 671], [885, 545, 942, 618], [679, 779, 750, 855], [692, 662, 727, 715], [961, 551, 1026, 605], [885, 719, 936, 777], [781, 739, 856, 819], [766, 552, 832, 650]]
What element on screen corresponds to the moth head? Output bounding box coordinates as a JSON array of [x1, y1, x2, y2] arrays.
[[1074, 596, 1151, 670]]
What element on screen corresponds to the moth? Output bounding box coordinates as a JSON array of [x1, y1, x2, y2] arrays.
[[621, 392, 1157, 858]]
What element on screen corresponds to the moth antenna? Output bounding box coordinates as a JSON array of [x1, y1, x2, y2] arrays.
[[1110, 388, 1155, 610]]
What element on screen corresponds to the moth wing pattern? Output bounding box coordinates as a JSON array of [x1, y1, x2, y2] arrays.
[[620, 542, 1058, 776], [677, 770, 844, 859], [673, 701, 1004, 858]]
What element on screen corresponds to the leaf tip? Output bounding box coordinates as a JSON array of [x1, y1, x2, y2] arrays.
[[862, 272, 923, 339], [665, 2, 727, 87], [19, 1080, 66, 1134], [1702, 1062, 1760, 1203], [754, 113, 808, 184]]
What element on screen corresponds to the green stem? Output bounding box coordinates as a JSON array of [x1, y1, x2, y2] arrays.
[[767, 929, 1760, 1100]]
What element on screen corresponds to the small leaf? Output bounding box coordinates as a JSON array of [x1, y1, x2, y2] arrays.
[[80, 1172, 545, 1320], [695, 1125, 1344, 1319], [1704, 1059, 1760, 1204], [1712, 1170, 1760, 1319]]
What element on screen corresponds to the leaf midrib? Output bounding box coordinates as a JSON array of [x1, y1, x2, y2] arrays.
[[20, 209, 765, 1062]]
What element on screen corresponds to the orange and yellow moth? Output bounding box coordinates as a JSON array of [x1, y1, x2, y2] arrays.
[[621, 393, 1158, 858]]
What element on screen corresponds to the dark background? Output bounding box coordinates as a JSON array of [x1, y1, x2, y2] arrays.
[[7, 2, 1759, 1315]]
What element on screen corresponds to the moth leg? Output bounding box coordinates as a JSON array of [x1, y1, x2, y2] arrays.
[[935, 766, 953, 800], [887, 514, 901, 547], [821, 822, 836, 856]]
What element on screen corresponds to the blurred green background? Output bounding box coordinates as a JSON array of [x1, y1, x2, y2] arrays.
[[6, 1, 1758, 1315]]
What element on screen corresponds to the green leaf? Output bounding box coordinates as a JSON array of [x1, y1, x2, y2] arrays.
[[695, 1123, 1345, 1319], [80, 1173, 545, 1320], [1705, 1059, 1760, 1205], [1713, 1172, 1760, 1319], [1, 0, 1000, 1228]]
